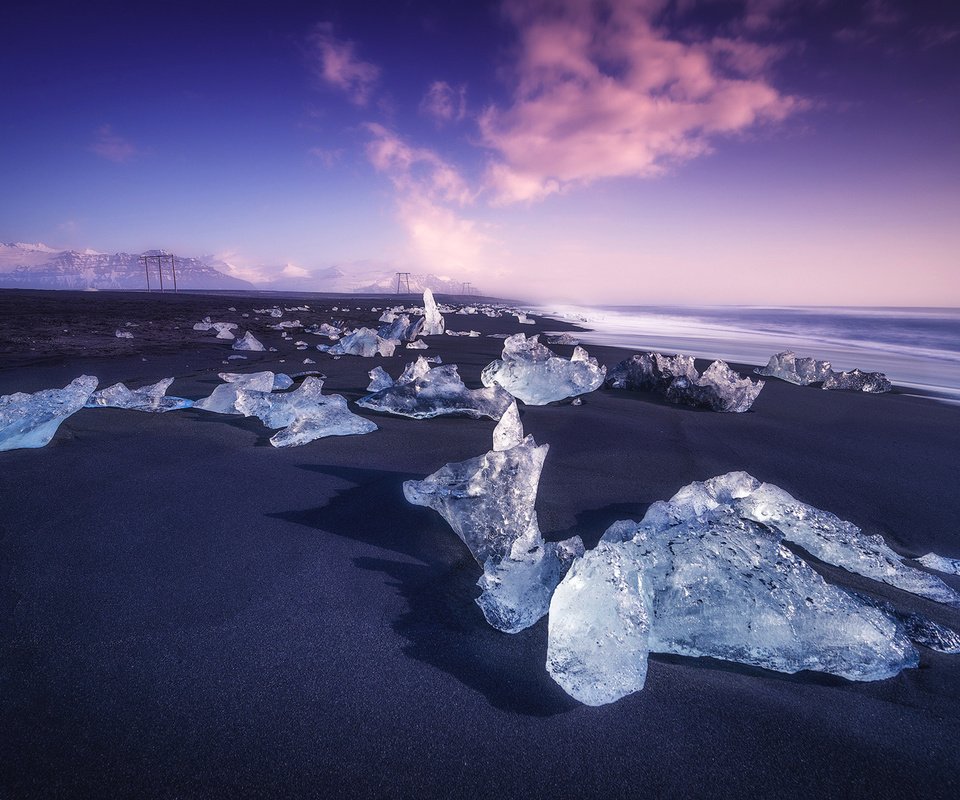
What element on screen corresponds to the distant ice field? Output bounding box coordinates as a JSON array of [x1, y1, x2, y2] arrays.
[[536, 305, 960, 404]]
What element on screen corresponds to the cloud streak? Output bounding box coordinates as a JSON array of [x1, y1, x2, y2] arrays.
[[479, 0, 801, 204], [90, 124, 138, 163], [420, 81, 467, 124], [308, 22, 380, 106]]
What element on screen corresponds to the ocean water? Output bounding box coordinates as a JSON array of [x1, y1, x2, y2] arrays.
[[537, 305, 960, 404]]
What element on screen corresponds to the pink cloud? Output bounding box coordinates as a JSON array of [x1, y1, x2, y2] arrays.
[[90, 124, 138, 163], [480, 0, 801, 204], [420, 81, 467, 124], [308, 22, 380, 106], [365, 125, 490, 272]]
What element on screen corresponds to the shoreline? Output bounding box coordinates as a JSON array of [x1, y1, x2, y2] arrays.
[[2, 288, 959, 799]]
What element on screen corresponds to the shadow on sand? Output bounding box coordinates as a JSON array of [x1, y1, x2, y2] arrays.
[[267, 463, 580, 717]]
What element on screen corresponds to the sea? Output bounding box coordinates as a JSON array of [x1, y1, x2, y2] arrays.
[[536, 305, 960, 404]]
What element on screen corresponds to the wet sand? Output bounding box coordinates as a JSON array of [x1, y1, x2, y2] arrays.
[[2, 289, 959, 799]]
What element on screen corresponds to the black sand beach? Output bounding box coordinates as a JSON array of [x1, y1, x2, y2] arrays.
[[2, 289, 959, 799]]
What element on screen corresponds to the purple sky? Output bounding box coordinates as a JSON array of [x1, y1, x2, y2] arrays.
[[1, 0, 958, 304]]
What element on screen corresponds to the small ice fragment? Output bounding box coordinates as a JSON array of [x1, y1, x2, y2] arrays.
[[756, 351, 832, 385], [193, 371, 277, 414], [406, 340, 428, 349], [822, 369, 892, 393], [115, 329, 134, 339], [319, 327, 396, 357], [232, 332, 266, 352], [0, 376, 98, 451], [917, 553, 960, 576], [86, 378, 191, 412]]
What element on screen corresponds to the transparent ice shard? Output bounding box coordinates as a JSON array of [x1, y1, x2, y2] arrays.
[[606, 353, 763, 412], [319, 327, 397, 357], [235, 376, 377, 447], [492, 401, 523, 451], [377, 314, 424, 343], [546, 333, 581, 346], [756, 351, 831, 385], [194, 371, 278, 414], [850, 592, 960, 654], [421, 288, 445, 335], [546, 541, 651, 706], [86, 378, 192, 412], [822, 369, 892, 393], [232, 331, 266, 351], [406, 340, 428, 349], [114, 329, 134, 339], [403, 414, 582, 632], [357, 357, 514, 420], [480, 334, 606, 405], [0, 375, 98, 451], [917, 553, 960, 575]]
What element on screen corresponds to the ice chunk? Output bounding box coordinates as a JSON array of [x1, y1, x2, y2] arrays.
[[194, 371, 277, 414], [358, 357, 513, 420], [756, 351, 832, 385], [114, 329, 134, 339], [86, 378, 192, 412], [917, 553, 960, 575], [319, 327, 397, 357], [235, 376, 377, 447], [219, 371, 292, 391], [606, 352, 763, 412], [233, 331, 266, 351], [421, 288, 445, 335], [480, 334, 606, 405], [406, 340, 428, 349], [0, 375, 98, 451], [377, 314, 424, 343], [850, 593, 960, 654], [492, 401, 523, 451], [366, 366, 394, 392], [379, 310, 397, 323], [546, 333, 581, 346], [546, 541, 652, 706], [403, 416, 582, 632], [822, 369, 892, 393]]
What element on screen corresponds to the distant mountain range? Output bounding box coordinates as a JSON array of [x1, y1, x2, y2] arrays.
[[0, 243, 479, 295], [0, 243, 253, 291]]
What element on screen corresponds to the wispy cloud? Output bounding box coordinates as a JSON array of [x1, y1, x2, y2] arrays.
[[308, 22, 380, 106], [308, 146, 344, 167], [365, 124, 490, 273], [90, 124, 138, 163], [479, 0, 801, 204], [420, 81, 467, 124]]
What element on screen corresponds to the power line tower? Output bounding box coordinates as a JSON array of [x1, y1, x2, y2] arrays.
[[139, 252, 179, 293], [395, 272, 411, 294], [461, 282, 472, 295]]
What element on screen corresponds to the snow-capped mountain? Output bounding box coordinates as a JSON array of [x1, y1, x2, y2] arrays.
[[0, 243, 254, 291], [260, 264, 480, 295]]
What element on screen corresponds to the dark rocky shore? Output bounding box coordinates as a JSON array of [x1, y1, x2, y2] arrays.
[[2, 289, 959, 799]]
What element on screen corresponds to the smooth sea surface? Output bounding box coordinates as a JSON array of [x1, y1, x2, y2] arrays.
[[537, 305, 960, 403]]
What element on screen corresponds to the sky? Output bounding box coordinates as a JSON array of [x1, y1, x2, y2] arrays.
[[1, 0, 958, 305]]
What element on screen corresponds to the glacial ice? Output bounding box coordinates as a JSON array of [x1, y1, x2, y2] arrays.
[[114, 329, 134, 339], [546, 333, 581, 346], [421, 288, 445, 336], [377, 314, 424, 343], [403, 412, 583, 632], [319, 327, 397, 357], [546, 541, 652, 706], [606, 353, 764, 412], [492, 401, 523, 451], [917, 553, 960, 576], [480, 334, 606, 405], [86, 378, 192, 412], [545, 470, 959, 704], [194, 371, 278, 414], [406, 340, 428, 349], [756, 351, 832, 385], [0, 375, 98, 451], [822, 369, 892, 393], [234, 376, 377, 447], [233, 331, 266, 352], [357, 357, 514, 420]]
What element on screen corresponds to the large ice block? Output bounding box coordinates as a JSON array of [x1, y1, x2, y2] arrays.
[[403, 413, 582, 632], [480, 334, 606, 405], [756, 351, 832, 385], [235, 376, 377, 447], [86, 378, 192, 412], [421, 288, 445, 336], [194, 371, 278, 414], [377, 314, 424, 343], [232, 331, 266, 351], [606, 352, 764, 412], [822, 369, 892, 393], [319, 327, 397, 357], [357, 357, 513, 420], [1, 375, 98, 451], [917, 553, 960, 576]]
